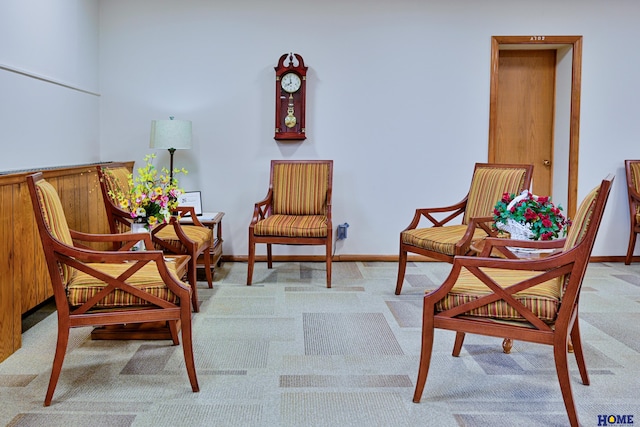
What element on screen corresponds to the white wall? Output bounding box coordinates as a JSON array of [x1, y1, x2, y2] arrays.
[[0, 0, 100, 171], [98, 0, 640, 258], [10, 0, 637, 258]]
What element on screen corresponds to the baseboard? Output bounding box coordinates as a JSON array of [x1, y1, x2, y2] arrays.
[[222, 254, 631, 263]]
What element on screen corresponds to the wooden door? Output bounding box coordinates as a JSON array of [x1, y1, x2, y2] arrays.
[[493, 50, 556, 196], [488, 35, 583, 218]]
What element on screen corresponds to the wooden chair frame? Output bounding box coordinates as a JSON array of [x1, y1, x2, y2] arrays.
[[27, 173, 199, 406], [247, 160, 333, 287], [97, 163, 213, 312], [625, 160, 640, 264], [396, 163, 533, 294], [412, 175, 614, 427]]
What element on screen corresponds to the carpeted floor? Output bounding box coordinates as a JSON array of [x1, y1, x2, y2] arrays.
[[1, 261, 639, 427]]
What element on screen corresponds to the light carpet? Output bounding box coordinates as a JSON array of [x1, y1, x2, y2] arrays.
[[1, 261, 639, 426]]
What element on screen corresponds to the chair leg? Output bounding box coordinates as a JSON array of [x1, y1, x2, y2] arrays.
[[188, 258, 200, 313], [413, 308, 436, 403], [179, 305, 200, 393], [168, 320, 180, 346], [326, 240, 332, 288], [626, 230, 637, 265], [554, 334, 580, 427], [452, 331, 465, 356], [502, 338, 513, 354], [570, 320, 590, 386], [203, 247, 213, 288], [247, 234, 255, 285], [267, 244, 273, 269], [395, 246, 408, 295], [44, 325, 70, 406]]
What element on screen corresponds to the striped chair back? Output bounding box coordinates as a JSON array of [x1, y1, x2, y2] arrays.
[[463, 165, 530, 225], [34, 179, 77, 284], [628, 161, 640, 216], [100, 166, 133, 234], [271, 162, 331, 216], [102, 166, 131, 200], [562, 184, 601, 251]]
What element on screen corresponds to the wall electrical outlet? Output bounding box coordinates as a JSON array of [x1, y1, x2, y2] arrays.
[[337, 223, 349, 240]]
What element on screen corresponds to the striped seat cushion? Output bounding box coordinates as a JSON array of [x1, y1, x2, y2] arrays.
[[154, 225, 212, 251], [254, 214, 328, 237], [67, 262, 182, 307], [402, 225, 488, 255], [434, 268, 562, 322]]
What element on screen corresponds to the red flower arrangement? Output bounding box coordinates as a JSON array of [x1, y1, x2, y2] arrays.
[[493, 190, 571, 241]]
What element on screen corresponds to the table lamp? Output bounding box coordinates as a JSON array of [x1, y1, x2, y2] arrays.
[[149, 116, 192, 182]]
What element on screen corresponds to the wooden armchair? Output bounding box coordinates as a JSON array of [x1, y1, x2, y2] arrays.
[[97, 163, 213, 312], [396, 163, 533, 294], [27, 173, 199, 406], [625, 160, 640, 264], [412, 175, 614, 427], [247, 160, 333, 287]]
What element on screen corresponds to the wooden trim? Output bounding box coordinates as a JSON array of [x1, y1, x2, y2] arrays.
[[223, 254, 622, 263], [488, 35, 582, 218]]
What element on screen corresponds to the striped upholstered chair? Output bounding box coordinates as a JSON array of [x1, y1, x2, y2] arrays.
[[395, 163, 533, 295], [27, 173, 199, 406], [247, 160, 333, 287], [97, 163, 213, 312], [412, 175, 614, 427], [624, 160, 640, 264]]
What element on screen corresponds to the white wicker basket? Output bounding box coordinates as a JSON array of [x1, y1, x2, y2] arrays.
[[495, 190, 536, 240], [495, 218, 535, 240]]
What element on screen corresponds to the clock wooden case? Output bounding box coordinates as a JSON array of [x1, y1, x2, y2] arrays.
[[274, 53, 307, 141]]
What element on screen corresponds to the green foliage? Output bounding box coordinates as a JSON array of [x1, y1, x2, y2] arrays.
[[109, 154, 187, 226], [493, 191, 571, 241]]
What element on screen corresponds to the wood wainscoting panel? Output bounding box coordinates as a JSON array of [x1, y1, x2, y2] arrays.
[[0, 161, 133, 363]]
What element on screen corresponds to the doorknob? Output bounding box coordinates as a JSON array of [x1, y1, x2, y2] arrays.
[[543, 160, 551, 166]]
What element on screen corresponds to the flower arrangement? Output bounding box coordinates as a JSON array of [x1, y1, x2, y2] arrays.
[[109, 154, 187, 227], [493, 190, 571, 241]]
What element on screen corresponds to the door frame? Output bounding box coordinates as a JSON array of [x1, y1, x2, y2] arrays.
[[488, 35, 583, 217]]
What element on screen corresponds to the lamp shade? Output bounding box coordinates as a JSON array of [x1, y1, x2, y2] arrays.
[[149, 118, 192, 150]]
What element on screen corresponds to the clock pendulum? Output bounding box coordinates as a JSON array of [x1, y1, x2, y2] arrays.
[[284, 94, 297, 128]]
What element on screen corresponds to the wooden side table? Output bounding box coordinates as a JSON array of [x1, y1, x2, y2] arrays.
[[180, 212, 224, 279]]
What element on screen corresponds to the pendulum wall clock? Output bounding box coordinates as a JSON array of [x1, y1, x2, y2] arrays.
[[274, 53, 307, 141]]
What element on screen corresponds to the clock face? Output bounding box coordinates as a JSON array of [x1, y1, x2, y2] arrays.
[[281, 72, 301, 93]]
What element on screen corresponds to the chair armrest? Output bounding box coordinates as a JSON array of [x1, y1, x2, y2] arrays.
[[250, 190, 273, 225], [174, 206, 205, 227], [478, 236, 566, 259], [402, 199, 467, 231], [452, 216, 496, 254], [70, 229, 155, 251]]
